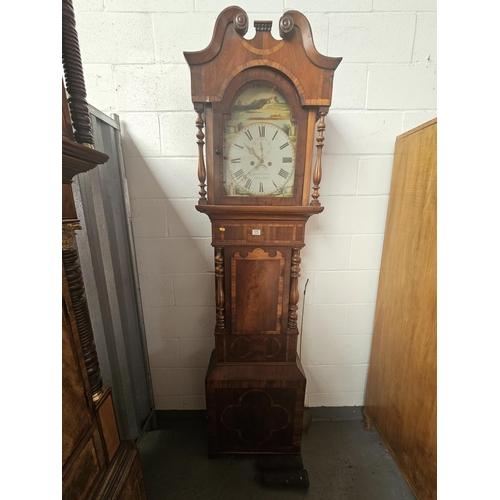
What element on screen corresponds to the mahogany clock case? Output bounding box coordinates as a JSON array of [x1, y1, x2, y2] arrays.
[[183, 6, 341, 456]]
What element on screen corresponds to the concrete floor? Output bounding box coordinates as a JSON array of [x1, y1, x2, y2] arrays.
[[138, 413, 416, 500]]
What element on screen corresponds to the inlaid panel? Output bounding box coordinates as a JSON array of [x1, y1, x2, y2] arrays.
[[229, 334, 284, 361], [215, 387, 297, 453], [230, 248, 285, 334]]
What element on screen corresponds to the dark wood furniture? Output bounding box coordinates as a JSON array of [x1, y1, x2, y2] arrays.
[[62, 1, 147, 497], [363, 118, 437, 499], [184, 7, 341, 456]]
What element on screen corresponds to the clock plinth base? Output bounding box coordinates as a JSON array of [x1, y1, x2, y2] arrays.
[[205, 350, 306, 456]]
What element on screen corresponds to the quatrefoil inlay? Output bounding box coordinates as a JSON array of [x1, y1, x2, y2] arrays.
[[220, 389, 291, 444]]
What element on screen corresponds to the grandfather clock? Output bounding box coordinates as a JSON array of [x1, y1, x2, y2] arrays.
[[184, 6, 341, 456]]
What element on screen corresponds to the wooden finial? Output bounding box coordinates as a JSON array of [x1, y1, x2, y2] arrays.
[[234, 11, 249, 35], [279, 14, 294, 38]]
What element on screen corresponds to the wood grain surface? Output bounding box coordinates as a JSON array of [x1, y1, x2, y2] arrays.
[[364, 118, 437, 499]]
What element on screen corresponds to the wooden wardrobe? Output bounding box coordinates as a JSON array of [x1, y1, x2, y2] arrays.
[[62, 1, 147, 497], [363, 118, 437, 499]]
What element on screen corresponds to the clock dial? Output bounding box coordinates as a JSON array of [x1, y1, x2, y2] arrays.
[[223, 83, 297, 197], [225, 123, 295, 196]]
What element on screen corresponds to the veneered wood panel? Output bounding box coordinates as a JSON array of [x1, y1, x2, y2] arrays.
[[230, 248, 285, 334], [205, 350, 306, 455], [92, 443, 147, 500], [364, 118, 437, 500], [62, 432, 103, 500], [97, 392, 121, 462]]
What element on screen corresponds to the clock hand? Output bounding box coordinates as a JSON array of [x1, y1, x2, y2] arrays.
[[259, 142, 267, 167], [244, 143, 258, 159], [244, 143, 265, 164]]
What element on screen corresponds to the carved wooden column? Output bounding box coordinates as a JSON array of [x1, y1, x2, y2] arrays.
[[287, 247, 301, 334], [195, 104, 207, 204], [310, 111, 326, 206], [62, 0, 93, 147], [214, 247, 225, 331], [62, 223, 104, 402]]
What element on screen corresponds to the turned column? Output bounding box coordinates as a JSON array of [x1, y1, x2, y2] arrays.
[[214, 247, 225, 331], [195, 103, 207, 205], [62, 0, 94, 147], [62, 223, 104, 403], [287, 248, 301, 334], [310, 111, 326, 206]]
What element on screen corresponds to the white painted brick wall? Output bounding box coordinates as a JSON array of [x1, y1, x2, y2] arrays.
[[75, 0, 437, 410]]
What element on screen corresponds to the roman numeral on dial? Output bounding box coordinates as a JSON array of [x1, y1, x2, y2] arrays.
[[282, 157, 293, 163], [233, 143, 243, 149], [278, 168, 289, 179], [244, 179, 252, 190], [280, 142, 289, 150], [234, 169, 244, 179], [245, 130, 253, 140], [231, 158, 241, 163], [259, 125, 265, 137]]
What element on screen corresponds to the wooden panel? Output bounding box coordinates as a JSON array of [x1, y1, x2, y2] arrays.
[[364, 118, 436, 500], [114, 449, 147, 500], [231, 248, 285, 334], [205, 350, 306, 455], [62, 429, 105, 500], [93, 443, 147, 500], [215, 387, 296, 452], [97, 391, 121, 462]]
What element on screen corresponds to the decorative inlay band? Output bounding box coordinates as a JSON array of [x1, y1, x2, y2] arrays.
[[241, 39, 285, 55]]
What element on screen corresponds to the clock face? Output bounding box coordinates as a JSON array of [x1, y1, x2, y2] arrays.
[[223, 84, 297, 197], [225, 123, 295, 196]]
